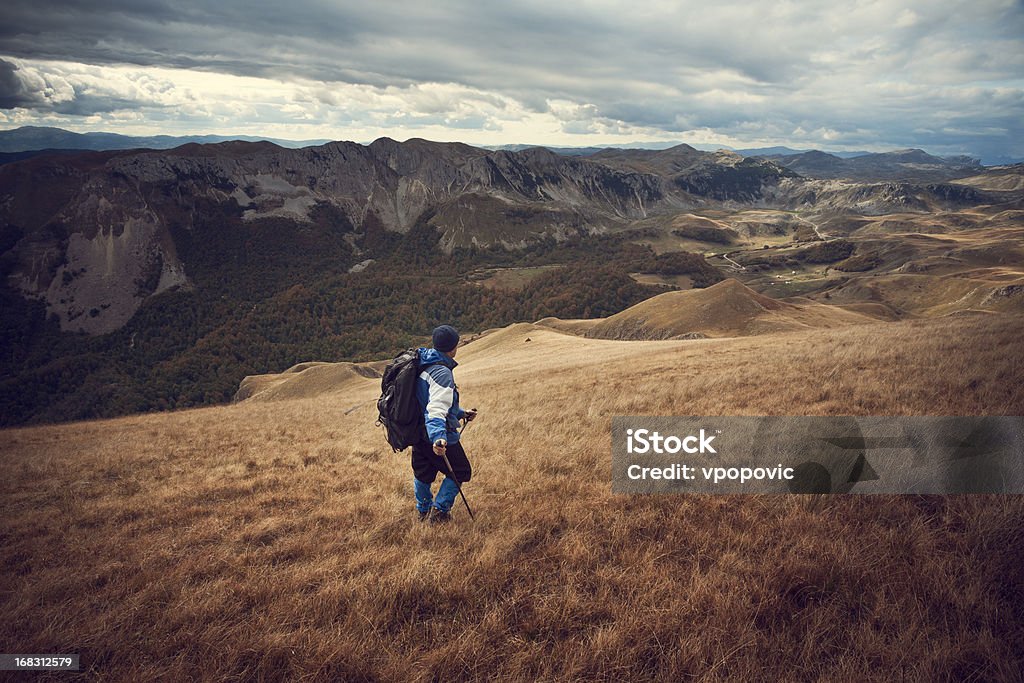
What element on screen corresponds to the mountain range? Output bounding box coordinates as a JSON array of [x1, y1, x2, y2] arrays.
[[0, 126, 331, 155], [1, 133, 1021, 426], [2, 126, 1011, 170], [490, 143, 872, 159], [756, 148, 982, 182], [1, 137, 995, 336]]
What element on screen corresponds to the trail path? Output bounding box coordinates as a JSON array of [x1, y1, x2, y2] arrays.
[[796, 214, 828, 240]]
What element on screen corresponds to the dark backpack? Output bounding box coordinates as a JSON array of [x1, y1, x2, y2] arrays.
[[376, 348, 431, 452]]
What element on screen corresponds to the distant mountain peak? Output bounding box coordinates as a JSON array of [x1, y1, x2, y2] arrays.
[[0, 125, 332, 153]]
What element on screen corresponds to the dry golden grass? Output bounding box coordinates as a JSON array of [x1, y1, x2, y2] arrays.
[[237, 363, 382, 403], [627, 272, 695, 291], [2, 313, 1023, 681], [954, 170, 1024, 192], [533, 316, 603, 335], [829, 272, 1024, 318], [471, 265, 562, 291], [583, 278, 877, 340]]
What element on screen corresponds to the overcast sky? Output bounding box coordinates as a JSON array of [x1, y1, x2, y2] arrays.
[[0, 0, 1021, 160]]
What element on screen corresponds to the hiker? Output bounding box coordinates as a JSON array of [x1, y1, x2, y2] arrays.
[[412, 325, 477, 523]]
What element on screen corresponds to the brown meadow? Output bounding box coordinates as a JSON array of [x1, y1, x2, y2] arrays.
[[2, 312, 1023, 681]]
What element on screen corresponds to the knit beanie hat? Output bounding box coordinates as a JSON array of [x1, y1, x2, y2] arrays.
[[432, 325, 460, 352]]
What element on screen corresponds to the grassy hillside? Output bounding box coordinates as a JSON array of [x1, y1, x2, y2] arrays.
[[2, 312, 1022, 680], [583, 278, 878, 340]]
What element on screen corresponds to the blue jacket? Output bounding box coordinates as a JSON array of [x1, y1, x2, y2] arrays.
[[416, 347, 466, 445]]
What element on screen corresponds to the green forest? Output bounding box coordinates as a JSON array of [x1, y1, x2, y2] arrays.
[[0, 212, 722, 426]]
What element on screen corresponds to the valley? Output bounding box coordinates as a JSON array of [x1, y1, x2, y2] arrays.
[[1, 138, 1022, 427]]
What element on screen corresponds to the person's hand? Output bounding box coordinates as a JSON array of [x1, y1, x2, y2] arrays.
[[433, 439, 447, 457], [464, 408, 478, 423]]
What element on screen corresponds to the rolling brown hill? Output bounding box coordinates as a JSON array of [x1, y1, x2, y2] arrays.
[[2, 310, 1022, 680], [234, 361, 383, 403], [952, 164, 1024, 192], [580, 278, 876, 339]]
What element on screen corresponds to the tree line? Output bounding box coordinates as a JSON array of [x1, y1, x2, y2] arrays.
[[0, 215, 722, 426]]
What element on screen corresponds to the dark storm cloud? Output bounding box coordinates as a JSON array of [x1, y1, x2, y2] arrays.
[[0, 58, 36, 108], [0, 1, 841, 98]]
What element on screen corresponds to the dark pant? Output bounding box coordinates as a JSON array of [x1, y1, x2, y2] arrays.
[[411, 439, 472, 484]]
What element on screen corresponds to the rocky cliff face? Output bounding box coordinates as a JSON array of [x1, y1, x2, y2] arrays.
[[0, 138, 989, 334]]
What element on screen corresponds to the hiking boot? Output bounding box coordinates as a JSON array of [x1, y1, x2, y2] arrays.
[[417, 509, 430, 522], [428, 508, 451, 524]]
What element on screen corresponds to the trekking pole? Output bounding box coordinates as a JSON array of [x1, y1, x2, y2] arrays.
[[441, 448, 475, 521], [439, 415, 475, 520]]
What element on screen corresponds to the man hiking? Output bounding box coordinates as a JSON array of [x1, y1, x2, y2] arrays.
[[413, 325, 477, 523]]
